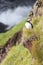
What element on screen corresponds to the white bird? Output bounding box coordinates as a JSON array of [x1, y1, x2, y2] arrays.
[[25, 22, 32, 29], [25, 17, 33, 29]]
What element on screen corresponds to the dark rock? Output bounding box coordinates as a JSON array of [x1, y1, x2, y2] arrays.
[[0, 22, 8, 33]]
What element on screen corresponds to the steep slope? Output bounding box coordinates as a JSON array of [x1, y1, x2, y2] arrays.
[[0, 18, 27, 62], [1, 45, 32, 65], [0, 19, 26, 46], [0, 0, 43, 65]]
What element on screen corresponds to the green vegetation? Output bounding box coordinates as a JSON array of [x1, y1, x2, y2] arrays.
[[22, 27, 33, 40], [0, 16, 43, 65], [1, 45, 32, 65], [22, 16, 43, 65], [0, 19, 26, 46], [22, 16, 43, 40], [31, 16, 43, 65]]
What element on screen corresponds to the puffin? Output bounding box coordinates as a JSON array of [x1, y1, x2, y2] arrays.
[[25, 18, 33, 29]]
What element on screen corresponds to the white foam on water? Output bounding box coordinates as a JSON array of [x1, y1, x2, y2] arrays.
[[25, 22, 32, 29], [0, 6, 32, 29]]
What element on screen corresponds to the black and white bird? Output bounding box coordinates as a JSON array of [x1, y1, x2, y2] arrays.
[[25, 18, 33, 29]]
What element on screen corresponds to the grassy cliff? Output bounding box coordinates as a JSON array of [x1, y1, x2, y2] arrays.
[[0, 19, 26, 46], [0, 0, 43, 65], [1, 45, 32, 65]]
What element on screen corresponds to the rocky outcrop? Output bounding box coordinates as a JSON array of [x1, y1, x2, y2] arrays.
[[0, 22, 8, 33], [0, 31, 22, 62], [28, 0, 43, 19]]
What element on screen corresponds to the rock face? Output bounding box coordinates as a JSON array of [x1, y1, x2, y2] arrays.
[[32, 0, 43, 16], [28, 0, 43, 18], [0, 31, 22, 62], [0, 22, 8, 33]]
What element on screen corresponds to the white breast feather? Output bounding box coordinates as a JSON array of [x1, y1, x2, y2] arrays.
[[25, 22, 32, 29]]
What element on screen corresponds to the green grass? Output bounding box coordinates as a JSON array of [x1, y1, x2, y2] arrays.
[[1, 45, 32, 65], [0, 15, 43, 65], [1, 16, 43, 65], [22, 16, 43, 65], [22, 16, 43, 41], [0, 19, 26, 46]]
